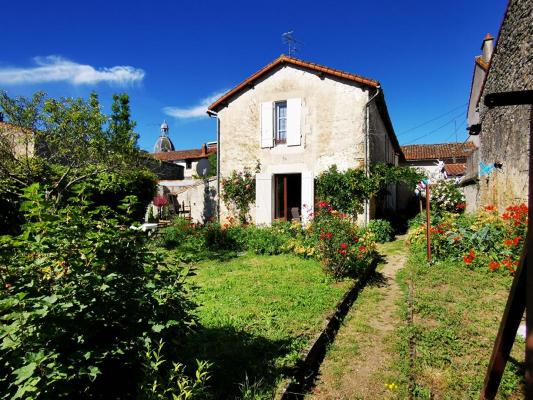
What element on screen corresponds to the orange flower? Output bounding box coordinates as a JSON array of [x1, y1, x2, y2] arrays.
[[488, 261, 500, 271]]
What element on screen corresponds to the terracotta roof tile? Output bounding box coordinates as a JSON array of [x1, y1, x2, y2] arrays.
[[444, 163, 466, 176], [401, 142, 476, 161], [152, 147, 216, 162], [208, 55, 380, 112]]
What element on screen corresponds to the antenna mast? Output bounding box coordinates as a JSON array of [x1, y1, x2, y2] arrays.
[[282, 31, 302, 57]]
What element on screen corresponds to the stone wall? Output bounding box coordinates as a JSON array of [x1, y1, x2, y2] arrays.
[[160, 178, 217, 223], [473, 0, 532, 211]]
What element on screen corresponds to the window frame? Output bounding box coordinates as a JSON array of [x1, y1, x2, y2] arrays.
[[274, 101, 287, 145]]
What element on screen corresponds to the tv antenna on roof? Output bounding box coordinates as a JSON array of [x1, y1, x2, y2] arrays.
[[282, 31, 302, 57]]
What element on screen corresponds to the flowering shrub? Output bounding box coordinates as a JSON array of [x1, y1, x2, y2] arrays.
[[310, 202, 377, 279], [408, 203, 527, 275], [220, 166, 258, 224], [430, 180, 465, 213]]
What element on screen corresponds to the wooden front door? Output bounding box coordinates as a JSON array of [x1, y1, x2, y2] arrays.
[[274, 174, 301, 221]]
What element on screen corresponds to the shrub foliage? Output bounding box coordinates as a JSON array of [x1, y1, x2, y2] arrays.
[[0, 185, 199, 399]]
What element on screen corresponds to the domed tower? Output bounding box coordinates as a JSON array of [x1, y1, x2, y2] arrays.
[[153, 120, 175, 152]]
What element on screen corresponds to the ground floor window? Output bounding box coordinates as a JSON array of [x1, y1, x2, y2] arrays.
[[274, 173, 301, 221]]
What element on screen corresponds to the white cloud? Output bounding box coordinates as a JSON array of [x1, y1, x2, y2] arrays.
[[163, 90, 227, 119], [0, 56, 145, 86]]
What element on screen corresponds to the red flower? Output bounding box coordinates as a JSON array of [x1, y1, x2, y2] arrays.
[[513, 237, 522, 246], [338, 249, 347, 256], [484, 204, 496, 211], [469, 249, 475, 258], [318, 201, 330, 209], [358, 246, 367, 253], [463, 255, 473, 265], [503, 239, 514, 246], [502, 259, 513, 268], [456, 203, 466, 209], [340, 243, 348, 250], [488, 261, 500, 271], [453, 236, 461, 242]]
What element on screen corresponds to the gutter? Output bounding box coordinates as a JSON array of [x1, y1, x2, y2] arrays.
[[207, 110, 220, 222]]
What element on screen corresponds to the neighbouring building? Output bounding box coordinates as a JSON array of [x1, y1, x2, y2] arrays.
[[401, 142, 476, 180], [152, 122, 217, 179], [398, 142, 476, 213], [207, 55, 403, 225], [0, 116, 35, 159], [151, 121, 218, 222], [463, 0, 532, 212]]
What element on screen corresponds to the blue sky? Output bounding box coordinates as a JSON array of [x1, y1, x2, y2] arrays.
[[1, 0, 507, 151]]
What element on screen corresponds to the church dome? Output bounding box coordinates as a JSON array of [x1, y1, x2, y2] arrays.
[[154, 120, 174, 152], [154, 135, 175, 153]]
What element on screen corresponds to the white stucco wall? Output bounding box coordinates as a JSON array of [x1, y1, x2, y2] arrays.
[[217, 64, 373, 224]]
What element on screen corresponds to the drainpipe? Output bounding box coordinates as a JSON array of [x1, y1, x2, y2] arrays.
[[364, 86, 381, 226], [207, 109, 220, 221]]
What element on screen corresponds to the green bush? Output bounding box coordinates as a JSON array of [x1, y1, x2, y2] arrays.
[[366, 219, 394, 243], [242, 226, 290, 255], [0, 185, 202, 399]]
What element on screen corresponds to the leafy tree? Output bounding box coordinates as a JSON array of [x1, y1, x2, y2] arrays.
[[0, 91, 156, 231]]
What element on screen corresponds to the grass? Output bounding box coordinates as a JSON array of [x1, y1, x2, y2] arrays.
[[181, 253, 354, 399], [394, 243, 524, 399]]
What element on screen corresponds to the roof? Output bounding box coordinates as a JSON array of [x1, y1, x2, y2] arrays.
[[152, 147, 216, 162], [401, 142, 476, 161], [208, 55, 380, 112], [444, 163, 466, 176]]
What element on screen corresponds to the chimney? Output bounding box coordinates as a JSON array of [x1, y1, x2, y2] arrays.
[[201, 143, 207, 156], [481, 33, 494, 63]]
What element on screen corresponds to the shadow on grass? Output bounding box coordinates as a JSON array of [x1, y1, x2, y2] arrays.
[[180, 326, 294, 399]]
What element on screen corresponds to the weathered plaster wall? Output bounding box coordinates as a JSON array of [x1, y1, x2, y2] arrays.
[[475, 0, 532, 211], [217, 64, 372, 222]]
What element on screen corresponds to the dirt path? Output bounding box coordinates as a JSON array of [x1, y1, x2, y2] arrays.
[[307, 238, 408, 400]]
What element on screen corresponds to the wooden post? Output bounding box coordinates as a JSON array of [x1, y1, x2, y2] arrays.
[[419, 195, 423, 216], [480, 91, 533, 399], [426, 184, 431, 262], [526, 105, 533, 398]]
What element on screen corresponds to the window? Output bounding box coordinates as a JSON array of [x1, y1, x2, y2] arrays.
[[274, 101, 287, 144], [186, 160, 192, 169]]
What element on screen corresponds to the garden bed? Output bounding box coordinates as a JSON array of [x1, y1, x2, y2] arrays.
[[180, 253, 355, 399]]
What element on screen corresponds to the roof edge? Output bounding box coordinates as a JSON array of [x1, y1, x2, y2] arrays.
[[208, 55, 381, 112]]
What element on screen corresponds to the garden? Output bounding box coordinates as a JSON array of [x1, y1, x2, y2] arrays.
[[0, 90, 410, 399], [392, 180, 527, 399]]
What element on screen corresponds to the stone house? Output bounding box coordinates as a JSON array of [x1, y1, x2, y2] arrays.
[[463, 0, 532, 212], [207, 55, 403, 225]]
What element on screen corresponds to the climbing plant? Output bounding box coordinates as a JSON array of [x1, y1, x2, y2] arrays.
[[220, 163, 259, 224], [315, 163, 425, 217]]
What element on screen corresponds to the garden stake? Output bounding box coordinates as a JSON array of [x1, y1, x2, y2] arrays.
[[426, 184, 431, 262]]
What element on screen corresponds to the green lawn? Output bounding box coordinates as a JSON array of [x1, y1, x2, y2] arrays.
[[394, 245, 524, 399], [181, 253, 354, 399]]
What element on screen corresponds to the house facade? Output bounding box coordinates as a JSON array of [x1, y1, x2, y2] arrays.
[[208, 55, 402, 225], [463, 0, 532, 212]]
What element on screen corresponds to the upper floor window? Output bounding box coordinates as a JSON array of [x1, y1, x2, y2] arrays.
[[261, 98, 301, 148], [275, 101, 287, 144]]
